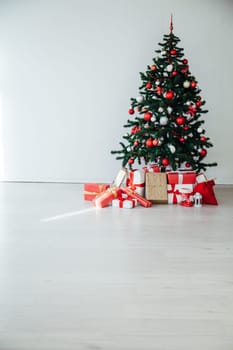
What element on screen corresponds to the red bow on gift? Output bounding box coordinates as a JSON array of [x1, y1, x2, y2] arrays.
[[167, 185, 180, 204], [126, 171, 145, 192]]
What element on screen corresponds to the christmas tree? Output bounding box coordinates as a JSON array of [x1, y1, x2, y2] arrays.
[[111, 17, 217, 172]]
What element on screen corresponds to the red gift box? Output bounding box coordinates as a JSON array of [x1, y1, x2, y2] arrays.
[[167, 171, 196, 185], [93, 187, 121, 208], [83, 183, 110, 201], [121, 187, 152, 208]]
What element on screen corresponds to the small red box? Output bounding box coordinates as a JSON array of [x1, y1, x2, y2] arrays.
[[167, 171, 196, 185], [83, 183, 110, 201]]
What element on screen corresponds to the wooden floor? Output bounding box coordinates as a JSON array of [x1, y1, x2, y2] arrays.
[[0, 182, 233, 350]]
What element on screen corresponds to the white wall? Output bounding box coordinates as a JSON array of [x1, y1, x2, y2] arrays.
[[0, 0, 232, 184]]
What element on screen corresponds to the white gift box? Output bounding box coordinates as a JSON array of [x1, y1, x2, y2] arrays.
[[196, 173, 207, 183], [126, 169, 145, 196], [112, 198, 137, 209], [167, 184, 194, 204]]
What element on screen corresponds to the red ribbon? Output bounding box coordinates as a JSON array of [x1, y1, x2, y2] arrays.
[[167, 185, 181, 204], [126, 171, 145, 191], [118, 198, 136, 208], [121, 187, 152, 207]]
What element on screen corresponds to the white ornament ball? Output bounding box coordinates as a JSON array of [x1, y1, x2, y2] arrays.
[[167, 106, 173, 114], [197, 127, 203, 133], [166, 64, 173, 72], [158, 107, 164, 113], [168, 144, 176, 154], [161, 50, 166, 56], [136, 95, 144, 103], [151, 116, 156, 122], [186, 100, 192, 106], [155, 80, 160, 86], [160, 116, 168, 125], [183, 80, 190, 88]]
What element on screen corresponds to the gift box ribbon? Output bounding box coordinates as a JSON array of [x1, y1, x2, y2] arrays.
[[167, 185, 194, 204], [84, 190, 99, 196], [167, 185, 180, 204], [126, 171, 145, 191], [167, 171, 196, 185], [107, 187, 119, 198], [84, 184, 109, 196], [118, 198, 136, 208], [121, 187, 152, 207]]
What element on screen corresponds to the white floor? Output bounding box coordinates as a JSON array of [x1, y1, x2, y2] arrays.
[[0, 182, 233, 350]]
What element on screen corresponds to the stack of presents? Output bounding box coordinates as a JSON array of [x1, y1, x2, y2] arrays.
[[84, 165, 218, 209]]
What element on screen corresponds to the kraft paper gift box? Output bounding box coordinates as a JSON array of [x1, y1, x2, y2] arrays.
[[83, 183, 110, 201], [145, 173, 168, 204]]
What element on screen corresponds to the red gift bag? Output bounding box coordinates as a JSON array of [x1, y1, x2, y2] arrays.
[[193, 180, 218, 205]]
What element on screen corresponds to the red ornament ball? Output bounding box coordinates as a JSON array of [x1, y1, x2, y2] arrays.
[[176, 116, 185, 125], [170, 49, 177, 55], [183, 58, 188, 64], [150, 64, 157, 71], [185, 162, 191, 168], [152, 139, 159, 146], [155, 86, 164, 95], [200, 135, 207, 142], [199, 149, 207, 157], [181, 66, 189, 74], [190, 81, 197, 88], [128, 158, 134, 164], [134, 141, 139, 147], [172, 71, 178, 77], [144, 112, 152, 121], [161, 158, 170, 166], [128, 108, 134, 115], [146, 139, 153, 148], [146, 82, 152, 89], [179, 137, 185, 142], [165, 90, 175, 100], [183, 125, 189, 131], [196, 100, 202, 107]]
